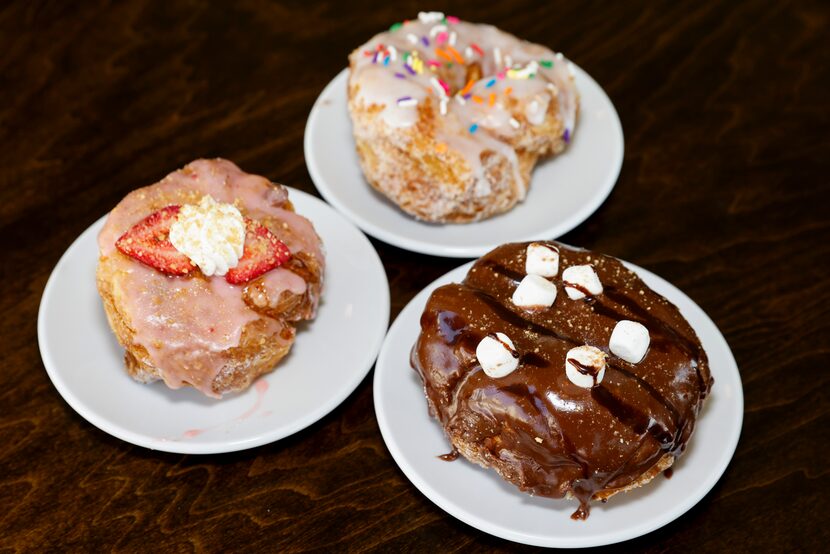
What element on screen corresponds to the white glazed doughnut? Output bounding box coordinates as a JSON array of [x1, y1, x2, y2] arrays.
[[347, 12, 579, 223]]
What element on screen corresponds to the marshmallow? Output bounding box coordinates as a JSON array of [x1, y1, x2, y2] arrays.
[[525, 242, 560, 277], [562, 264, 603, 299], [609, 320, 650, 363], [512, 274, 557, 309], [564, 345, 607, 388], [476, 332, 520, 378]]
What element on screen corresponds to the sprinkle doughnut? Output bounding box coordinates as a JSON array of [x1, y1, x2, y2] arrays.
[[347, 12, 579, 223]]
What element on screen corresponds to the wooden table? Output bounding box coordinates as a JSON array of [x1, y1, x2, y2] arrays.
[[3, 1, 827, 551]]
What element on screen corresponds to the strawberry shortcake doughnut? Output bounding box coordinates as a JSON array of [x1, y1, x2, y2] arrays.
[[348, 12, 579, 223], [96, 159, 324, 398]]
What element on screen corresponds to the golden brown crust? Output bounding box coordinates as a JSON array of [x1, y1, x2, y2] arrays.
[[97, 255, 306, 397]]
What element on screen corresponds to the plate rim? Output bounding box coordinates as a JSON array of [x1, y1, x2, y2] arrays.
[[304, 66, 625, 258], [37, 187, 390, 454], [373, 258, 743, 547]]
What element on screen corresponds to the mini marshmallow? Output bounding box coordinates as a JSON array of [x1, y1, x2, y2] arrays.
[[512, 274, 557, 308], [609, 320, 650, 363], [525, 242, 560, 277], [476, 332, 519, 378], [564, 345, 606, 388], [562, 264, 603, 299]]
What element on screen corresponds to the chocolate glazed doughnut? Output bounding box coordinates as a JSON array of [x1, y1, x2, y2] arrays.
[[411, 242, 713, 519]]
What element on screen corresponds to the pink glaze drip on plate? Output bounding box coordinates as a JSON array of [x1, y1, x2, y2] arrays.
[[98, 159, 324, 398], [238, 379, 269, 421]]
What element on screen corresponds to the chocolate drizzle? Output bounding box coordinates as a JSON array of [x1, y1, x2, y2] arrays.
[[438, 448, 459, 461], [563, 280, 596, 299], [566, 356, 603, 385], [411, 242, 713, 519]]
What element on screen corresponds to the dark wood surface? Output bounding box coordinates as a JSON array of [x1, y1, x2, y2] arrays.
[[2, 0, 828, 551]]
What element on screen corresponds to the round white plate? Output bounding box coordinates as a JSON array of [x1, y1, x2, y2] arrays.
[[305, 67, 624, 258], [374, 260, 743, 547], [38, 188, 390, 454]]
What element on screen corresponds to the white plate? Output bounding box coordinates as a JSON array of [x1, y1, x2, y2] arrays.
[[374, 260, 743, 547], [38, 188, 390, 454], [305, 67, 624, 258]]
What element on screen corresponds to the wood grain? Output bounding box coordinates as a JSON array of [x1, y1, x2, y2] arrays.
[[1, 0, 828, 551]]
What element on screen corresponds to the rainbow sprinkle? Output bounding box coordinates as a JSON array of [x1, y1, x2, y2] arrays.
[[563, 129, 571, 143], [446, 45, 464, 63], [379, 14, 562, 137], [430, 24, 448, 38], [397, 96, 418, 107], [435, 142, 448, 153], [430, 76, 447, 96], [435, 48, 453, 62]]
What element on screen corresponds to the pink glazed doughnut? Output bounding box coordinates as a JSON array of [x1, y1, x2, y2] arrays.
[[96, 159, 324, 398]]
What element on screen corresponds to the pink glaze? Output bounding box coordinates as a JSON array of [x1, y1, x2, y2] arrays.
[[98, 159, 324, 398]]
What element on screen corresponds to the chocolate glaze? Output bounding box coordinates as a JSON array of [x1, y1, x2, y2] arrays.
[[438, 448, 460, 462], [411, 242, 713, 519]]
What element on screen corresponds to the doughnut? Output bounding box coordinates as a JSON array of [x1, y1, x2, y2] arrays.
[[96, 159, 324, 398], [411, 242, 713, 518], [348, 12, 579, 223]]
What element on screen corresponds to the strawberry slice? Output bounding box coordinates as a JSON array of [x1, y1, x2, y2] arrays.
[[225, 219, 291, 285], [115, 205, 196, 276]]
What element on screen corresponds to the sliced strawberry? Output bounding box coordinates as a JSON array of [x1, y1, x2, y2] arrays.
[[115, 205, 196, 276], [225, 219, 291, 284]]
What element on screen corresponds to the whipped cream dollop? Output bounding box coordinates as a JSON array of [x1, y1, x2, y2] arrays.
[[476, 332, 520, 378], [609, 320, 650, 363], [565, 345, 607, 388], [169, 195, 246, 277], [562, 264, 603, 300]]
